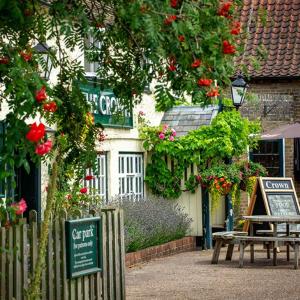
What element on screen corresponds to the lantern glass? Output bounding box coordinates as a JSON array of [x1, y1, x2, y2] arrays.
[[33, 43, 52, 81], [231, 75, 248, 108]]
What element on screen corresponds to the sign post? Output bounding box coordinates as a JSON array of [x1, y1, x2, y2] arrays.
[[65, 217, 102, 279]]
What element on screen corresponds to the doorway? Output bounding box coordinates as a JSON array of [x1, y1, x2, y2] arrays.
[[15, 160, 41, 221]]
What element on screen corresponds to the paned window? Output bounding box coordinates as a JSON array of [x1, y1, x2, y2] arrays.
[[84, 34, 101, 77], [118, 153, 144, 200], [250, 140, 283, 177], [85, 153, 107, 201]]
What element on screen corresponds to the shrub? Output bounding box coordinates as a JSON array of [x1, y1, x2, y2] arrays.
[[110, 196, 192, 253]]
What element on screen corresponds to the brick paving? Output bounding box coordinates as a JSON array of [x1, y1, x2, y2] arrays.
[[126, 247, 300, 300]]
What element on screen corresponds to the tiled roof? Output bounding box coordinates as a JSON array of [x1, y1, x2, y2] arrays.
[[236, 0, 300, 78], [161, 106, 219, 137]]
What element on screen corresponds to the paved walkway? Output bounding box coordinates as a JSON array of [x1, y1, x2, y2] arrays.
[[126, 247, 300, 300]]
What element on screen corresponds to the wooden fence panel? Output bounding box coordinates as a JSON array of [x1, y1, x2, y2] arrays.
[[7, 226, 13, 300], [21, 221, 28, 300], [118, 209, 126, 300], [101, 212, 108, 300], [0, 227, 6, 300], [13, 224, 21, 300], [47, 224, 54, 300], [113, 210, 121, 300], [54, 219, 61, 300], [60, 211, 69, 300], [0, 208, 125, 300]]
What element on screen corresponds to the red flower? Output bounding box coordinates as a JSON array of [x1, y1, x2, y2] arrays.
[[218, 2, 232, 18], [35, 86, 47, 103], [0, 57, 9, 64], [223, 40, 236, 54], [26, 122, 45, 142], [191, 59, 201, 68], [35, 140, 52, 156], [178, 35, 185, 42], [231, 21, 241, 35], [20, 51, 32, 62], [43, 101, 57, 112], [164, 15, 177, 25], [197, 78, 213, 86], [170, 0, 177, 8], [80, 187, 88, 194], [206, 88, 220, 97], [168, 64, 176, 71], [11, 198, 27, 215], [85, 175, 94, 180]]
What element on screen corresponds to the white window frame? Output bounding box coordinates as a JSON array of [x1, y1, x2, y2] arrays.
[[118, 153, 144, 200], [84, 33, 102, 77], [85, 153, 107, 201]]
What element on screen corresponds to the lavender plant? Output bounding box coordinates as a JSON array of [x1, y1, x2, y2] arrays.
[[111, 196, 192, 252]]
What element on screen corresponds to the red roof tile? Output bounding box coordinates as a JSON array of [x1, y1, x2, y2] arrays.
[[236, 0, 300, 78]]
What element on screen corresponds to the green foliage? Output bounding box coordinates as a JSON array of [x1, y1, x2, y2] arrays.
[[141, 111, 264, 199]]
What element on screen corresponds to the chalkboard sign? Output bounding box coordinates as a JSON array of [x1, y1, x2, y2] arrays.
[[267, 193, 299, 216], [66, 217, 102, 279], [243, 177, 300, 232]]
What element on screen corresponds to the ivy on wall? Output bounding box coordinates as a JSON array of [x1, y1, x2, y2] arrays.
[[140, 109, 265, 204]]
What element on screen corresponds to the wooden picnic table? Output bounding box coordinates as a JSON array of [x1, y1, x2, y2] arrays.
[[241, 215, 300, 268]]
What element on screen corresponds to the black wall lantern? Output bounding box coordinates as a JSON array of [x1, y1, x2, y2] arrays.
[[33, 42, 52, 81], [231, 74, 248, 109]]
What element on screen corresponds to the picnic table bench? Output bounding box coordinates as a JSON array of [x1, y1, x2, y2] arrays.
[[211, 231, 247, 264], [238, 235, 300, 269]]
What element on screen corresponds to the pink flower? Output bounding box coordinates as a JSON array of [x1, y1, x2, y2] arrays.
[[169, 136, 174, 141], [171, 128, 176, 136], [80, 187, 88, 194], [159, 132, 165, 140], [138, 111, 145, 116], [162, 124, 169, 132], [65, 194, 72, 200], [35, 140, 52, 156], [11, 198, 27, 215]]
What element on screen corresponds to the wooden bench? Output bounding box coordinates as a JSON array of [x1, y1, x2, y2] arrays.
[[211, 231, 247, 264], [256, 229, 300, 237], [237, 236, 300, 269], [256, 229, 300, 261]]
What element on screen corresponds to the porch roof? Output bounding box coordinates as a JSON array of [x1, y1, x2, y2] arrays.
[[161, 105, 219, 137]]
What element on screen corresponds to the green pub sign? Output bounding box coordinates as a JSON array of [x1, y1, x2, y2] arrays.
[[66, 217, 102, 279], [79, 81, 133, 128]]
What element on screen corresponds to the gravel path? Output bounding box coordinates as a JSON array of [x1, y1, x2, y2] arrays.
[[126, 247, 300, 300]]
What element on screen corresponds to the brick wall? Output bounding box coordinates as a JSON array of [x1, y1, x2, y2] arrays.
[[239, 79, 300, 212], [125, 236, 196, 267], [241, 79, 300, 124]]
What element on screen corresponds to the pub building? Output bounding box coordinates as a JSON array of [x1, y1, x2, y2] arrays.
[[6, 0, 300, 247]]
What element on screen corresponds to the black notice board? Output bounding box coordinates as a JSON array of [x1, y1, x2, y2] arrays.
[[244, 177, 300, 232], [260, 178, 300, 217]]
